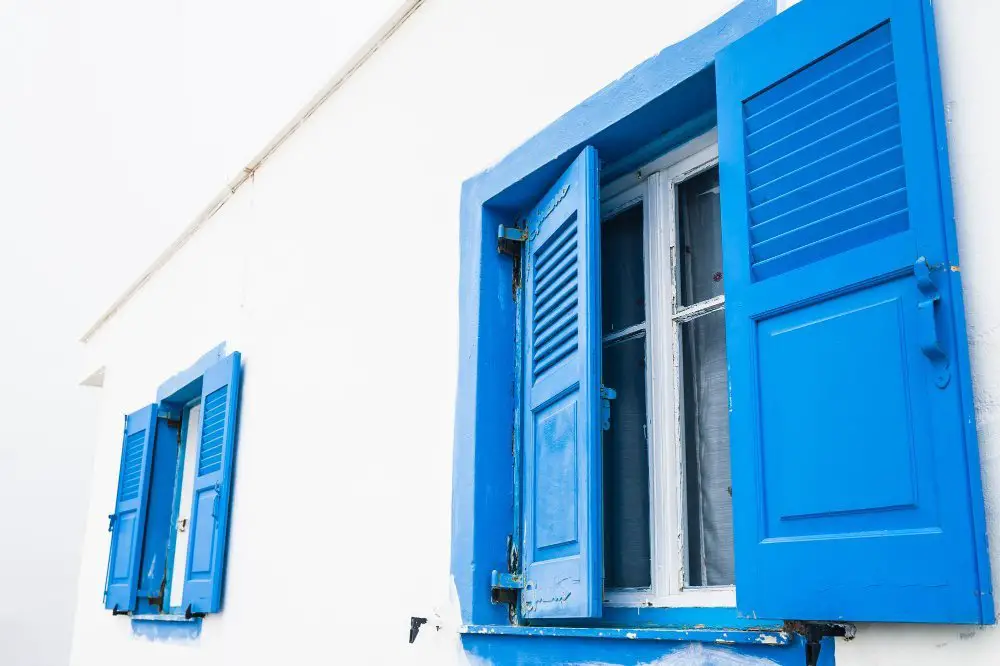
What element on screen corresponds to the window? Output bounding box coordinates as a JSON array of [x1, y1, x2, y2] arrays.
[[600, 140, 735, 608], [104, 350, 242, 619], [456, 0, 993, 654]]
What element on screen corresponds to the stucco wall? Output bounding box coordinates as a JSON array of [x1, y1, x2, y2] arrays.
[[70, 0, 1000, 664]]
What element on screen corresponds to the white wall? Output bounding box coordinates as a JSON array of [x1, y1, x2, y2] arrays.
[[0, 2, 403, 665], [67, 0, 1000, 665]]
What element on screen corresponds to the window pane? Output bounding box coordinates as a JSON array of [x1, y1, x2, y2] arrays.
[[601, 203, 645, 335], [680, 309, 734, 586], [678, 166, 723, 306], [602, 334, 651, 589]]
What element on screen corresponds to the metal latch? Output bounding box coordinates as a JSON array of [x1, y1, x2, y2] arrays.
[[600, 385, 617, 431], [914, 256, 951, 388], [785, 621, 855, 666], [497, 224, 528, 256], [177, 518, 188, 533]]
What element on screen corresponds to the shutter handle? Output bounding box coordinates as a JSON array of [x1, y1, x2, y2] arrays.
[[914, 257, 950, 389], [211, 483, 222, 521], [108, 513, 116, 532]]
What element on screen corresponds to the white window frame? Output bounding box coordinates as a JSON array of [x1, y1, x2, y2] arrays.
[[600, 130, 735, 608]]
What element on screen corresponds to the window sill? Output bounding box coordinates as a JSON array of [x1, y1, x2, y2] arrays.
[[130, 614, 203, 641], [131, 614, 200, 623], [459, 624, 791, 646]]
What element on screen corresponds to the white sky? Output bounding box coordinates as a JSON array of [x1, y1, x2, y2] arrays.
[[0, 2, 400, 663]]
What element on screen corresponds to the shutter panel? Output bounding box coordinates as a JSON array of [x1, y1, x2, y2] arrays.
[[182, 352, 242, 614], [520, 146, 603, 619], [717, 0, 993, 623], [104, 403, 158, 612]]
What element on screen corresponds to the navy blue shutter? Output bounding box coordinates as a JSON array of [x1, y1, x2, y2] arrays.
[[717, 0, 993, 623], [520, 147, 603, 619], [105, 404, 158, 612], [182, 352, 242, 614]]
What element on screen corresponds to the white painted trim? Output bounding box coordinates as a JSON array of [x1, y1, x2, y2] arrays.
[[80, 0, 425, 343], [603, 134, 734, 609], [600, 128, 718, 202], [80, 366, 106, 388]]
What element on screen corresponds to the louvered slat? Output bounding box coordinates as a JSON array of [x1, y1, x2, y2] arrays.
[[742, 23, 908, 280], [119, 430, 147, 501], [533, 217, 579, 380], [198, 387, 228, 475]]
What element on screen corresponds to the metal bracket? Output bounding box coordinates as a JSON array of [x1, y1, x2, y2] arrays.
[[491, 534, 524, 618], [111, 604, 130, 617], [107, 513, 116, 532], [497, 223, 528, 257], [785, 621, 855, 666], [184, 604, 206, 620], [600, 385, 617, 431]]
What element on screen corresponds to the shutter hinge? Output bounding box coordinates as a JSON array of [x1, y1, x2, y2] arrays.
[[601, 385, 617, 431], [497, 223, 528, 257], [785, 621, 855, 666], [491, 535, 522, 622]]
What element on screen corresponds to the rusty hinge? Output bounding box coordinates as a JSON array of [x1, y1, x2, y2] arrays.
[[497, 223, 528, 257], [491, 535, 522, 622]]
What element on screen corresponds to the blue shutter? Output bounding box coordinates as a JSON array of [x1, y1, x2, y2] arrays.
[[182, 352, 242, 614], [520, 146, 603, 619], [105, 403, 158, 612], [717, 0, 993, 623]]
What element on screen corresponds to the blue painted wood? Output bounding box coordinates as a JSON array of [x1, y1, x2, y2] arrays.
[[181, 352, 242, 614], [460, 624, 790, 645], [718, 0, 993, 623], [135, 416, 181, 615], [105, 403, 158, 612], [520, 147, 602, 619]]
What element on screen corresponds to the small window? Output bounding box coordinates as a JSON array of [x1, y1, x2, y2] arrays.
[[104, 351, 242, 617], [600, 138, 733, 606]]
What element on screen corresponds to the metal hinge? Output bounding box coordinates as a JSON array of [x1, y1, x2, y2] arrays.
[[497, 223, 528, 257], [491, 535, 522, 622], [785, 621, 855, 666]]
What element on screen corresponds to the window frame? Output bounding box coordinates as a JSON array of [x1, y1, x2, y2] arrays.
[[451, 0, 781, 642], [164, 397, 202, 614], [601, 135, 734, 609]]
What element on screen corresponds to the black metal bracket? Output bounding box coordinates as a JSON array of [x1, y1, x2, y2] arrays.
[[184, 604, 206, 620], [785, 621, 855, 666], [408, 616, 428, 644], [111, 604, 129, 617]]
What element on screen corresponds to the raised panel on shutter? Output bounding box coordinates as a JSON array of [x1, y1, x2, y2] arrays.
[[520, 147, 603, 619], [717, 0, 992, 624]]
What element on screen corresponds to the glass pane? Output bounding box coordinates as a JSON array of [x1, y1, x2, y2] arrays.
[[678, 166, 723, 306], [601, 203, 645, 335], [602, 334, 651, 589], [680, 309, 734, 586]]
